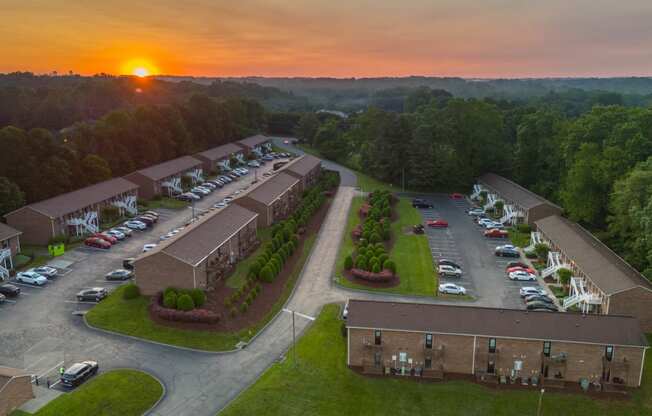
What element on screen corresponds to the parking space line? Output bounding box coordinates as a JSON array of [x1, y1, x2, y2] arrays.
[[64, 300, 100, 305], [11, 282, 45, 289], [38, 361, 64, 379], [49, 380, 62, 389]]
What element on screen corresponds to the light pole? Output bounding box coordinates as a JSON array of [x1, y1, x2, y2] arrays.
[[282, 308, 315, 367], [536, 388, 545, 416]]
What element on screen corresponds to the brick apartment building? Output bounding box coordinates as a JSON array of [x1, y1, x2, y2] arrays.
[[194, 143, 245, 173], [535, 215, 652, 331], [124, 156, 203, 199], [346, 300, 648, 388], [234, 172, 300, 227], [0, 223, 21, 280], [236, 134, 272, 157], [0, 366, 33, 416], [473, 173, 562, 226], [4, 178, 138, 245], [135, 204, 258, 295], [284, 154, 322, 192]]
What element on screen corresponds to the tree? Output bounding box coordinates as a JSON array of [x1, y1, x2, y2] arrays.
[[0, 177, 24, 216], [557, 268, 572, 287], [80, 154, 112, 186], [295, 113, 319, 144], [534, 243, 550, 261]]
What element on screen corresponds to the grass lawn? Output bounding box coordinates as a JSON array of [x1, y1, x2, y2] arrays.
[[226, 227, 273, 289], [86, 236, 317, 352], [13, 369, 162, 416], [221, 304, 652, 416], [509, 228, 531, 248], [141, 197, 189, 210], [335, 197, 436, 297]]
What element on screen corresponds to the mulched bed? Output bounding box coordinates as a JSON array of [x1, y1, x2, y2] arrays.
[[149, 196, 333, 332], [343, 269, 400, 288]]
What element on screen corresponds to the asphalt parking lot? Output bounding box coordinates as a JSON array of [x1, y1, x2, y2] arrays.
[[414, 194, 543, 309]]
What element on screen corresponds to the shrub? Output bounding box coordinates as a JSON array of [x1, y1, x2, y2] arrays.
[[377, 253, 388, 266], [230, 307, 238, 317], [344, 255, 353, 270], [517, 223, 532, 234], [383, 259, 396, 274], [123, 284, 140, 299], [558, 268, 572, 286], [260, 266, 274, 282], [240, 303, 249, 313], [224, 297, 232, 308], [250, 261, 262, 277], [163, 287, 177, 298], [291, 235, 299, 246], [372, 262, 381, 273], [534, 243, 550, 261], [382, 229, 391, 241], [177, 294, 195, 311], [256, 283, 262, 294], [273, 253, 284, 266], [370, 232, 381, 244], [358, 247, 368, 257], [163, 293, 177, 309], [356, 256, 368, 270], [190, 288, 206, 307]]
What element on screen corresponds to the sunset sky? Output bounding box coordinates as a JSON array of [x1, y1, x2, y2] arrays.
[[2, 0, 652, 78]]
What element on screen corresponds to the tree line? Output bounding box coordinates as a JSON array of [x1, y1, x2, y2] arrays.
[[296, 90, 652, 278]]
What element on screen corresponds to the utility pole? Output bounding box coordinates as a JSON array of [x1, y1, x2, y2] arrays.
[[292, 310, 296, 366], [536, 388, 545, 416], [402, 168, 405, 192]]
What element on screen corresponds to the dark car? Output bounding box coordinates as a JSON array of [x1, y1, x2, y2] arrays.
[[526, 301, 558, 311], [76, 287, 108, 302], [412, 198, 433, 209], [123, 258, 135, 270], [140, 214, 158, 223], [506, 261, 529, 270], [0, 283, 20, 298], [60, 361, 98, 387], [137, 216, 154, 226], [105, 269, 133, 281], [524, 295, 554, 304], [273, 161, 288, 171], [438, 259, 462, 269], [495, 245, 520, 258]]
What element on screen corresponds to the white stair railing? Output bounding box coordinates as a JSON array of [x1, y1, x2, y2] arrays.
[[186, 168, 204, 184], [525, 232, 542, 252], [563, 277, 603, 312], [113, 194, 138, 216], [162, 176, 182, 194], [470, 184, 483, 200], [500, 204, 519, 224], [67, 211, 99, 236], [484, 194, 497, 211], [541, 251, 567, 279], [0, 248, 11, 281]]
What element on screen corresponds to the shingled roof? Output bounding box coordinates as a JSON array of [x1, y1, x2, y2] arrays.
[[241, 172, 299, 205], [238, 134, 269, 148], [285, 154, 322, 176], [0, 222, 21, 241], [129, 156, 202, 181], [479, 173, 561, 210], [535, 215, 652, 295], [196, 143, 243, 162], [346, 300, 648, 347], [6, 178, 138, 219]]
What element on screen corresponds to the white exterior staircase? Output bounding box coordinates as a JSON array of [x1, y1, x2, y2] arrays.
[[541, 251, 569, 279], [500, 204, 521, 224], [162, 176, 182, 195], [67, 211, 99, 236], [524, 231, 543, 252], [186, 168, 204, 184], [0, 248, 11, 281], [470, 184, 483, 200], [483, 193, 497, 211], [113, 194, 138, 216], [563, 277, 602, 313]]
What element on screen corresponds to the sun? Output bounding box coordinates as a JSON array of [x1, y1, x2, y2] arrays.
[[121, 58, 158, 77], [133, 67, 149, 77]]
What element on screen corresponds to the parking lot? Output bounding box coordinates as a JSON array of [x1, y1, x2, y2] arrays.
[[414, 194, 544, 309]]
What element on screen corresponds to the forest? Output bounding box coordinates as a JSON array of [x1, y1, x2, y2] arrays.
[[297, 88, 652, 279]]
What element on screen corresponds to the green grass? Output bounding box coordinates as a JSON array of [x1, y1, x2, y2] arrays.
[[509, 228, 531, 248], [86, 234, 318, 352], [226, 228, 273, 289], [14, 369, 162, 416], [221, 304, 652, 416], [141, 197, 189, 210], [335, 197, 436, 297]]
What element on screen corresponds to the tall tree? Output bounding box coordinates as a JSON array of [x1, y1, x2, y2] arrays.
[[0, 177, 25, 216]]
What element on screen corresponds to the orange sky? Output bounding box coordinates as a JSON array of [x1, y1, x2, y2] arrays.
[[2, 0, 652, 78]]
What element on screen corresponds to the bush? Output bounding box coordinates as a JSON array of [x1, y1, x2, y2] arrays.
[[249, 261, 262, 277], [517, 223, 532, 234], [190, 288, 206, 307], [378, 253, 388, 266], [177, 294, 195, 311], [344, 255, 353, 270], [240, 303, 249, 313], [230, 307, 238, 317], [370, 232, 381, 244], [123, 284, 140, 299], [163, 293, 177, 309], [260, 266, 274, 282], [163, 287, 177, 298], [372, 262, 381, 273], [356, 256, 368, 270], [383, 259, 396, 274], [534, 243, 550, 261], [358, 247, 368, 257], [382, 229, 391, 241], [558, 268, 572, 285]]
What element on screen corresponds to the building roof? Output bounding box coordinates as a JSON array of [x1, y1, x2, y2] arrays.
[[535, 215, 652, 295], [153, 204, 258, 266], [241, 172, 299, 206], [346, 300, 648, 348], [7, 178, 138, 219], [479, 173, 561, 211], [238, 134, 269, 148], [0, 222, 21, 241], [128, 156, 202, 181], [285, 154, 322, 177], [196, 143, 243, 162]]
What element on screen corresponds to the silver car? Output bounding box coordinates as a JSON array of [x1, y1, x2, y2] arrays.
[[31, 266, 58, 279]]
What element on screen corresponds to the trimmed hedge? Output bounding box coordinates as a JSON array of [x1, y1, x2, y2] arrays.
[[151, 294, 219, 323], [177, 294, 195, 311], [123, 283, 140, 300]]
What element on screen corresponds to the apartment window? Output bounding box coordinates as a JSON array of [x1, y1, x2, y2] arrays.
[[374, 330, 382, 345], [488, 338, 496, 353], [425, 358, 432, 369], [425, 334, 433, 349], [543, 341, 551, 357], [374, 351, 382, 367], [605, 346, 614, 362]]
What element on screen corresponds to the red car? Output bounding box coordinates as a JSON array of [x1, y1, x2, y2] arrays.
[[484, 228, 509, 238], [506, 266, 536, 275], [85, 237, 111, 249], [426, 219, 448, 228], [93, 233, 117, 245], [450, 193, 464, 199]]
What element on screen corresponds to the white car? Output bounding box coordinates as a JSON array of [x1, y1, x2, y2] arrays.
[[106, 230, 126, 240], [223, 197, 233, 203], [201, 182, 217, 189], [159, 233, 175, 241], [191, 187, 210, 195], [248, 161, 260, 168], [483, 221, 504, 229], [31, 266, 58, 279], [16, 271, 47, 286], [113, 227, 133, 237], [468, 208, 485, 216], [143, 244, 157, 252], [439, 283, 467, 295], [477, 218, 494, 226], [213, 202, 227, 209], [124, 220, 147, 230], [520, 287, 546, 297], [438, 264, 462, 278], [509, 270, 537, 281]]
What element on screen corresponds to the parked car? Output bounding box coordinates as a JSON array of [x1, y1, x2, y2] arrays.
[[438, 259, 462, 269], [105, 269, 133, 281], [342, 302, 349, 320], [137, 216, 155, 226], [483, 221, 504, 229], [123, 258, 135, 270], [509, 270, 536, 281], [219, 175, 232, 183], [223, 197, 234, 203], [143, 210, 159, 218], [438, 264, 462, 278], [507, 266, 536, 275], [495, 245, 520, 258], [16, 271, 47, 286], [77, 287, 108, 302], [213, 202, 227, 209], [60, 361, 99, 388], [94, 233, 117, 245], [0, 293, 5, 303], [113, 226, 133, 237], [524, 294, 554, 304], [527, 302, 558, 312], [263, 155, 274, 161], [0, 283, 21, 297], [143, 243, 157, 252], [176, 193, 198, 202], [412, 198, 433, 209], [201, 182, 217, 190], [141, 214, 158, 223], [84, 237, 111, 249], [439, 283, 467, 295], [31, 266, 58, 279], [477, 218, 495, 227], [450, 193, 464, 199], [191, 187, 210, 195], [507, 261, 529, 270], [273, 161, 287, 170], [228, 173, 239, 180], [248, 161, 260, 168], [520, 286, 545, 297], [484, 228, 509, 238], [105, 229, 126, 240], [467, 208, 485, 216], [426, 219, 448, 228], [123, 220, 147, 230]]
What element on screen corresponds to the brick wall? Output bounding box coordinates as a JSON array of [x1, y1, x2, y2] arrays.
[[5, 207, 53, 245], [609, 287, 652, 332], [528, 204, 563, 228], [235, 197, 270, 227], [0, 375, 33, 416], [135, 252, 198, 295]]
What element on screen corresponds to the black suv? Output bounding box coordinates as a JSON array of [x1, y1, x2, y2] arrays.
[[60, 361, 98, 387], [412, 198, 433, 209], [0, 283, 20, 298]]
